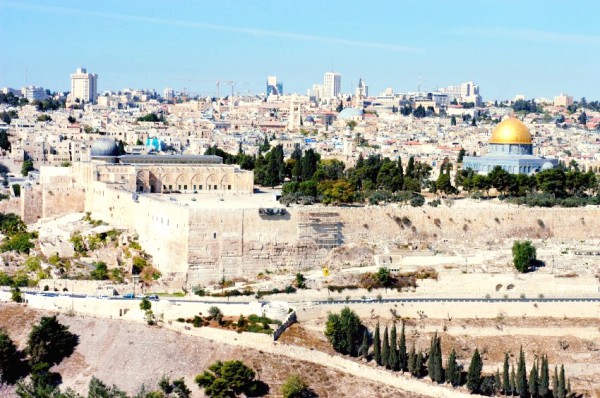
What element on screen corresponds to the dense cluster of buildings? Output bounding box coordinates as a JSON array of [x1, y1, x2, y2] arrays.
[[0, 66, 599, 285], [1, 68, 599, 181]]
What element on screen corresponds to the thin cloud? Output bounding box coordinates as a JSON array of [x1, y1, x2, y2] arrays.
[[456, 27, 600, 46], [0, 1, 424, 54]]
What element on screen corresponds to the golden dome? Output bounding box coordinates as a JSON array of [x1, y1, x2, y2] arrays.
[[490, 117, 532, 145]]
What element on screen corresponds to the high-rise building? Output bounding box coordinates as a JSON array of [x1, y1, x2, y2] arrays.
[[70, 67, 98, 103], [441, 81, 481, 106], [21, 86, 47, 102], [163, 88, 175, 101], [307, 84, 324, 101], [323, 72, 341, 99], [266, 76, 283, 96]]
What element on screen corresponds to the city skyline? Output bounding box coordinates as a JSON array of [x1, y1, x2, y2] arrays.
[[1, 0, 600, 100]]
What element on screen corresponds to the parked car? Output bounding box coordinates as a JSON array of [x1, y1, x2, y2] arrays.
[[123, 293, 135, 299]]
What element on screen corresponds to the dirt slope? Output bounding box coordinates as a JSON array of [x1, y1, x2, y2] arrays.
[[0, 304, 419, 397]]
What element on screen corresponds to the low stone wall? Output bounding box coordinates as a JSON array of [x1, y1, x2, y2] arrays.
[[1, 291, 266, 323], [299, 300, 600, 322], [273, 310, 297, 341]]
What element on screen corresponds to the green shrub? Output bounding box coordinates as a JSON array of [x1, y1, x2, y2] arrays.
[[1, 232, 34, 253]]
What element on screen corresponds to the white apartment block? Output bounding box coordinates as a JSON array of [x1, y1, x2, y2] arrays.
[[21, 86, 47, 102], [70, 67, 98, 103], [323, 72, 341, 99], [441, 81, 481, 106]]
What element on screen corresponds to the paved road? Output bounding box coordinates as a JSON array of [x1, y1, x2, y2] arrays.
[[10, 290, 600, 306], [304, 297, 600, 305]]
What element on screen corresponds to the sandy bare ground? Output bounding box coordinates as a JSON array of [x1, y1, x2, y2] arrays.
[[0, 303, 419, 397]]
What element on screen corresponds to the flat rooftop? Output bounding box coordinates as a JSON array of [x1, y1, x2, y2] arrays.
[[117, 154, 223, 165], [142, 189, 283, 209]]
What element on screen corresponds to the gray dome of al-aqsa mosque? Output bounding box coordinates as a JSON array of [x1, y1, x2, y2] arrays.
[[90, 138, 119, 158]]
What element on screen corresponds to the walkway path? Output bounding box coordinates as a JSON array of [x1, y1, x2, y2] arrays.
[[165, 322, 483, 398]]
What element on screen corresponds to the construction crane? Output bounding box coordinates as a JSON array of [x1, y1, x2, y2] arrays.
[[216, 80, 234, 100], [169, 77, 215, 97]]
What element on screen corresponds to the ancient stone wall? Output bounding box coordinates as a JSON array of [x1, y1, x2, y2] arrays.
[[336, 205, 600, 245], [184, 204, 600, 284], [23, 163, 600, 288], [41, 186, 86, 218], [20, 185, 43, 223], [185, 207, 333, 285], [85, 183, 190, 274], [0, 197, 22, 216]]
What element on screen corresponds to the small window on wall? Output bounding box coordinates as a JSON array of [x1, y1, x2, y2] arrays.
[[184, 185, 187, 190], [199, 185, 203, 190], [169, 185, 172, 190], [214, 185, 217, 190], [228, 185, 231, 190], [213, 233, 217, 239]]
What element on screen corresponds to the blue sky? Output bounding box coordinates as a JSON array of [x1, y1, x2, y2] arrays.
[[1, 0, 599, 100]]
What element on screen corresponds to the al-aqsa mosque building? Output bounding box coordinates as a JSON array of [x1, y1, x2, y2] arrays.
[[462, 117, 558, 174]]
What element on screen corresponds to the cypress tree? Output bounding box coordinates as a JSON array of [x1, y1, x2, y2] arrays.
[[428, 332, 438, 382], [406, 156, 415, 178], [397, 156, 404, 180], [433, 336, 444, 384], [516, 347, 528, 398], [529, 361, 539, 398], [447, 348, 459, 387], [358, 330, 369, 358], [503, 353, 511, 395], [552, 366, 558, 398], [495, 370, 502, 395], [415, 350, 424, 378], [389, 323, 398, 371], [346, 327, 356, 357], [408, 344, 416, 375], [558, 365, 565, 398], [399, 321, 408, 371], [373, 323, 381, 366], [539, 355, 549, 398], [467, 349, 483, 393], [382, 326, 390, 369], [511, 365, 517, 396]]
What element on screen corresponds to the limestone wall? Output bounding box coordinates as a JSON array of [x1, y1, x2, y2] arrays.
[[83, 195, 600, 285], [41, 186, 86, 218], [186, 207, 328, 284], [21, 185, 42, 223], [22, 160, 600, 287], [182, 204, 600, 284], [335, 205, 600, 246], [85, 183, 191, 274], [0, 197, 21, 215]]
